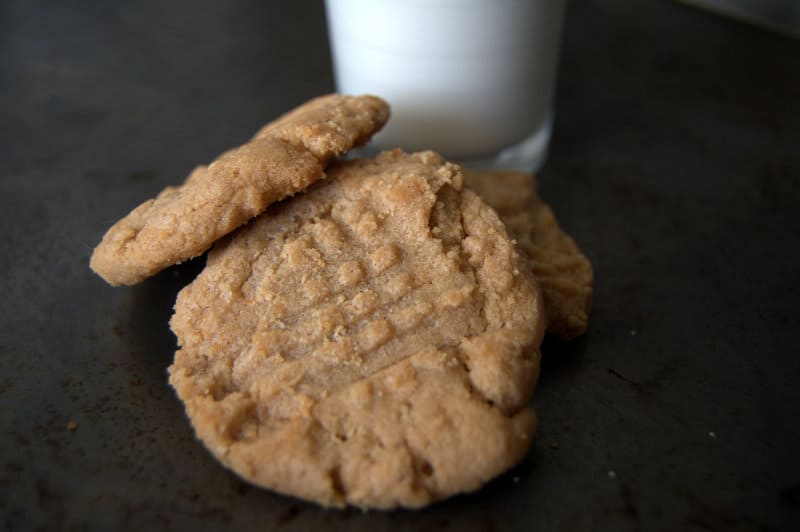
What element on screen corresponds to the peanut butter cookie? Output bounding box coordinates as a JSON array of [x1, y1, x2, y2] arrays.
[[463, 169, 593, 339], [90, 94, 389, 286], [169, 150, 545, 508]]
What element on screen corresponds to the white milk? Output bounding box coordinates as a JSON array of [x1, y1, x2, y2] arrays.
[[325, 0, 566, 168]]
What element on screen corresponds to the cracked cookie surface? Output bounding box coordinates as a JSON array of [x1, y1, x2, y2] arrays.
[[90, 94, 389, 286], [168, 150, 545, 509], [463, 169, 593, 339]]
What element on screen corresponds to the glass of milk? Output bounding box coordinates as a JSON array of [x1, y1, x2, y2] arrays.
[[325, 0, 567, 171]]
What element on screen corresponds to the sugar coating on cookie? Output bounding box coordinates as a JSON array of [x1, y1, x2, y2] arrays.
[[169, 150, 545, 509], [90, 94, 389, 286], [462, 169, 593, 339]]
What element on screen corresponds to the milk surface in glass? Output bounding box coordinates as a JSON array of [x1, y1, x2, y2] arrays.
[[325, 0, 566, 170]]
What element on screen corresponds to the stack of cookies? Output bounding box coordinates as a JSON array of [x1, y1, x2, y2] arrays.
[[90, 94, 593, 509]]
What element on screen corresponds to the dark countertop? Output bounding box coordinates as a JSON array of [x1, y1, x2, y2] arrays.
[[2, 1, 799, 530]]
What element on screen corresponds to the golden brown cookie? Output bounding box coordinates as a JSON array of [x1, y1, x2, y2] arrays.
[[90, 94, 389, 286], [169, 150, 545, 509], [463, 169, 593, 339]]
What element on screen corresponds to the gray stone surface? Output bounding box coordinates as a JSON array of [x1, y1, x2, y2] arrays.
[[1, 0, 798, 530]]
